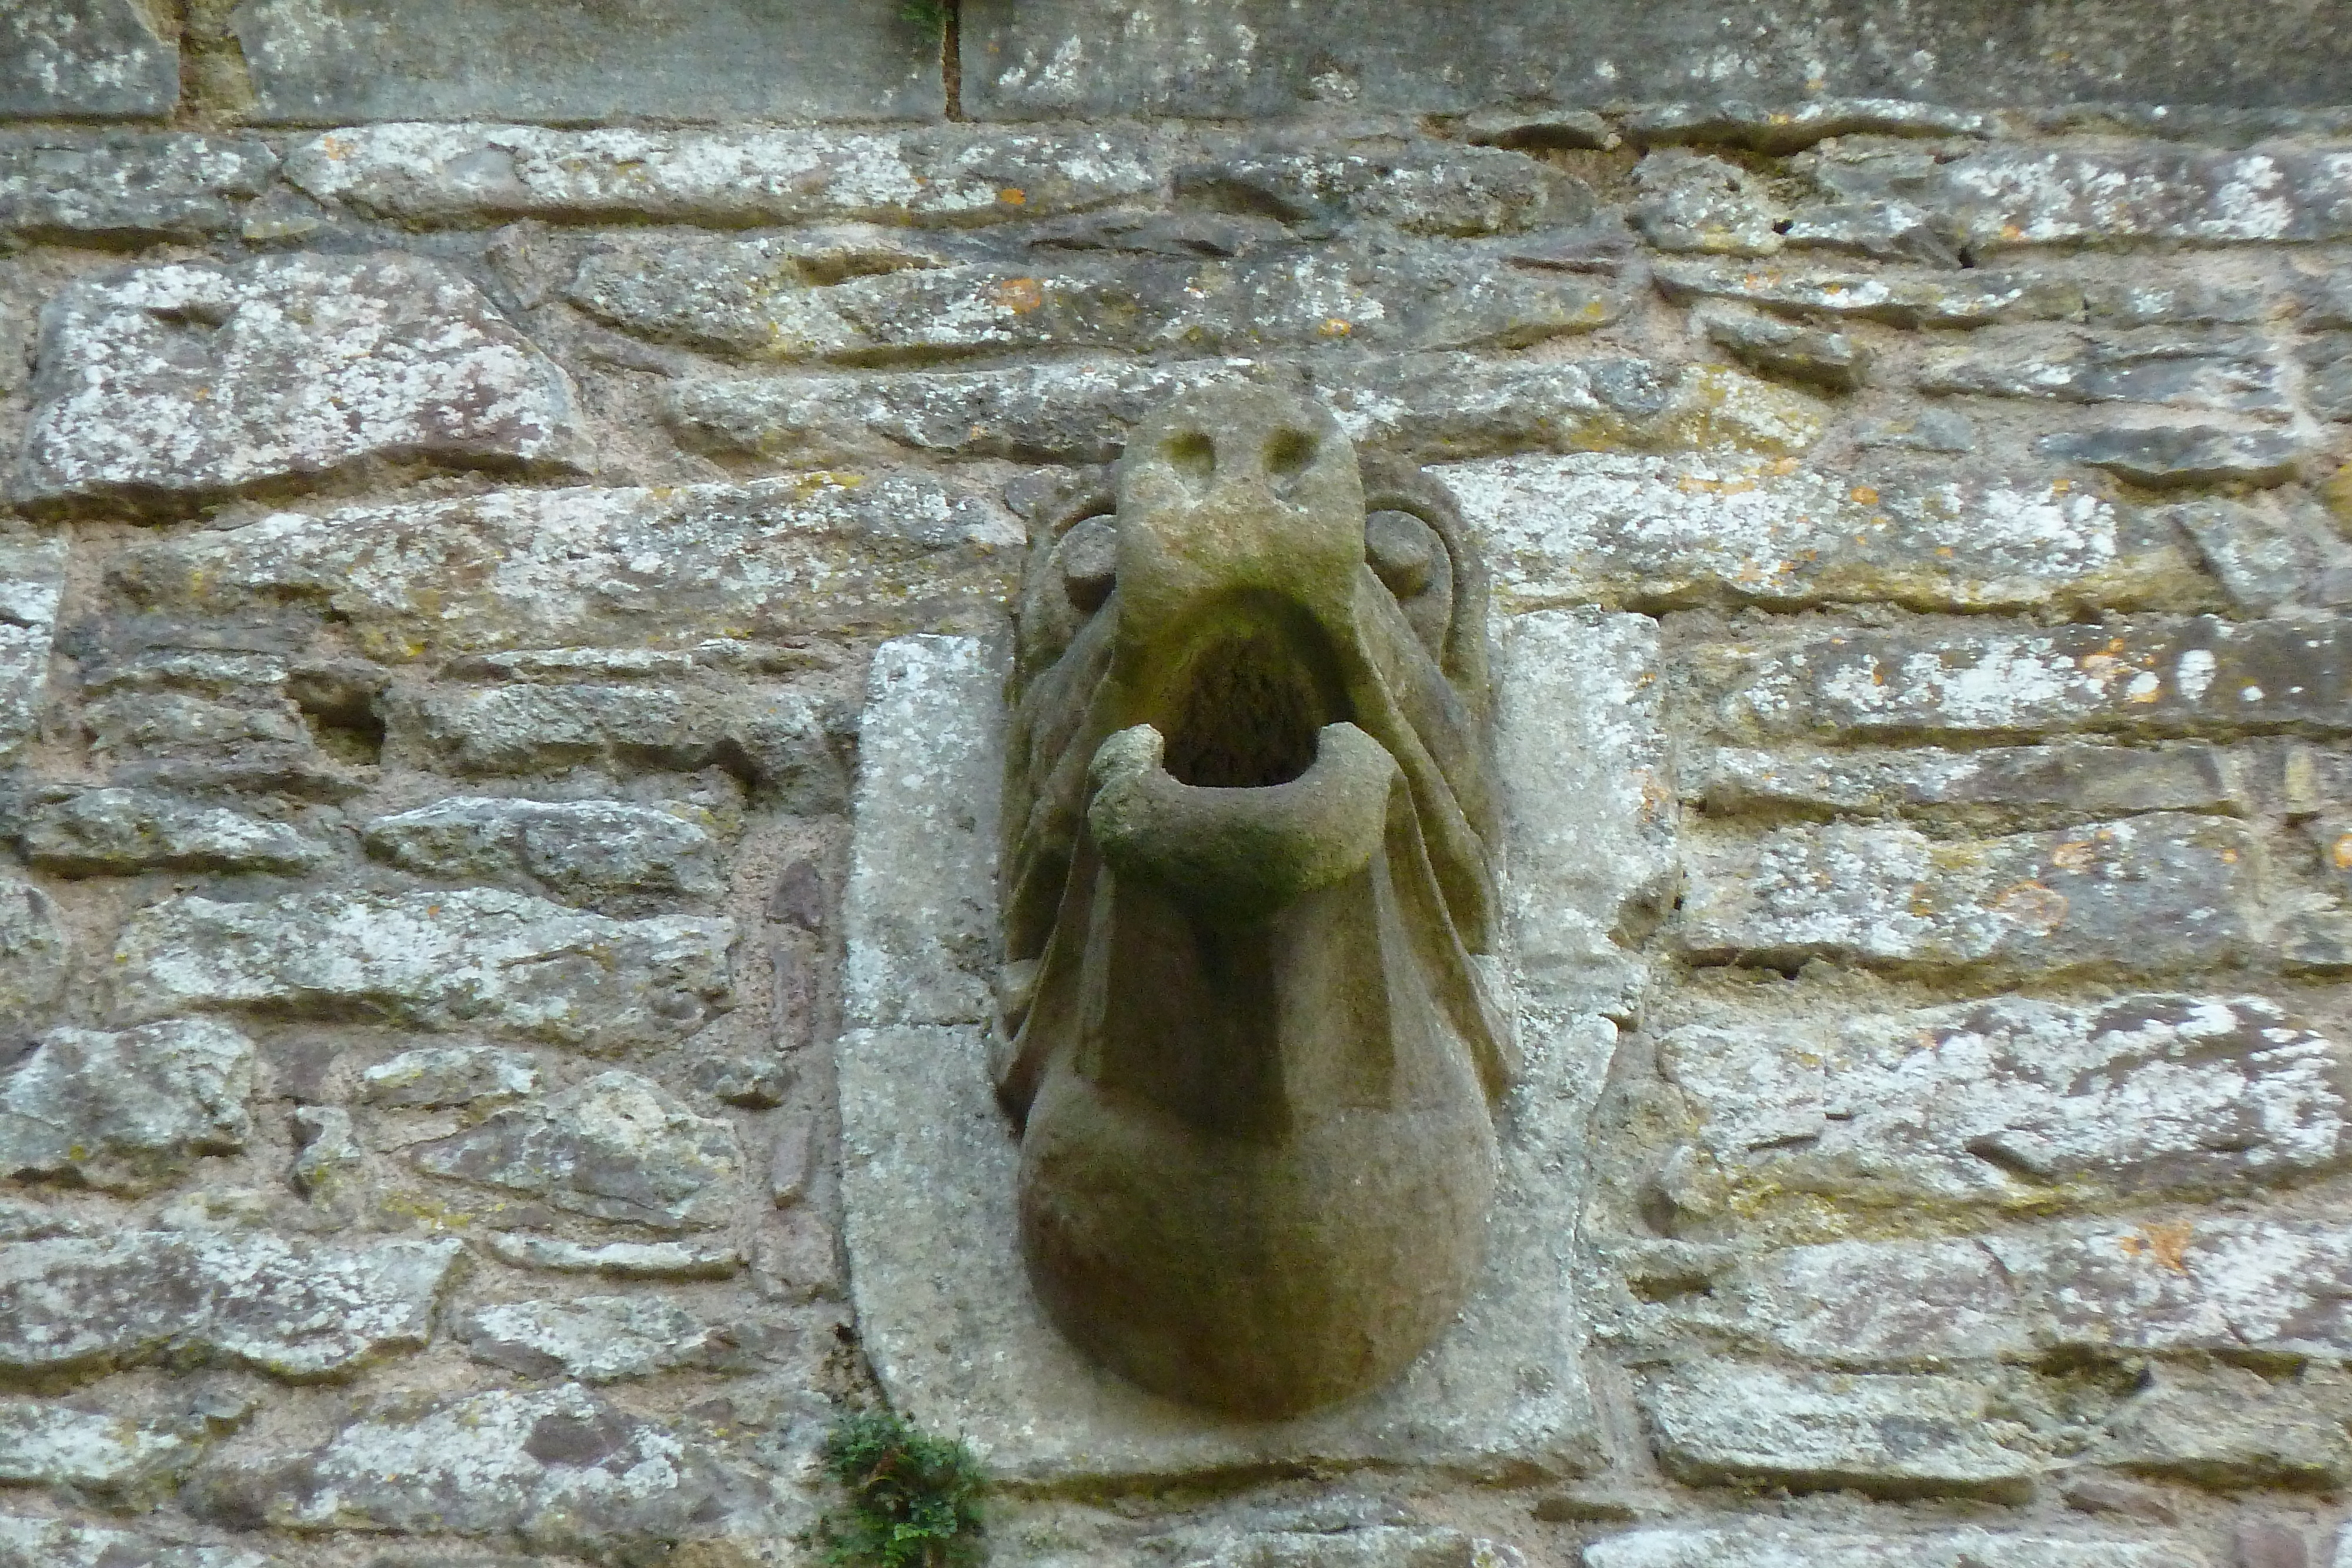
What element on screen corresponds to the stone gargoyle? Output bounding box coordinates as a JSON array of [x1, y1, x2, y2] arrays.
[[994, 386, 1514, 1418]]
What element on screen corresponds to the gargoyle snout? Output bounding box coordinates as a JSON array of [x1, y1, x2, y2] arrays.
[[1109, 386, 1369, 654]]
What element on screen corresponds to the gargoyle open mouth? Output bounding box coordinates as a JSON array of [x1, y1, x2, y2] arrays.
[[995, 386, 1512, 1418]]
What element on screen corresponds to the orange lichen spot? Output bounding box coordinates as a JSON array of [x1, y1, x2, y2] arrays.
[[1990, 880, 2069, 931], [996, 277, 1046, 313], [2334, 833, 2352, 871], [2120, 1221, 2196, 1272], [2047, 840, 2097, 872], [1318, 317, 1354, 337], [998, 187, 1028, 206], [1849, 485, 1879, 506]]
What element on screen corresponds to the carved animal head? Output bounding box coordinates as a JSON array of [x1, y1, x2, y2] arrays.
[[997, 386, 1512, 1417]]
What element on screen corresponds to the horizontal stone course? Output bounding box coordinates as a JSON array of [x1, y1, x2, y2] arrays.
[[0, 1398, 199, 1495], [286, 123, 1158, 226], [362, 797, 722, 900], [1917, 333, 2288, 414], [232, 0, 940, 123], [0, 1018, 257, 1195], [1661, 994, 2347, 1225], [111, 889, 734, 1054], [1686, 741, 2240, 824], [109, 475, 1022, 663], [22, 788, 330, 876], [394, 683, 850, 811], [0, 1513, 276, 1568], [0, 1231, 460, 1379], [568, 237, 1622, 364], [0, 134, 275, 244], [411, 1070, 743, 1231], [1689, 616, 2352, 742], [15, 253, 587, 518], [1445, 453, 2199, 614], [1679, 1217, 2352, 1366], [188, 1383, 774, 1558], [670, 355, 1821, 469], [0, 2, 178, 120], [1679, 812, 2255, 978], [1640, 1363, 2039, 1500], [963, 0, 2352, 117], [1586, 1528, 2203, 1568]]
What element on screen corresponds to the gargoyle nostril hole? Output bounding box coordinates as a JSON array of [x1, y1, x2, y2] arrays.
[[1265, 428, 1316, 477], [1165, 432, 1215, 484]]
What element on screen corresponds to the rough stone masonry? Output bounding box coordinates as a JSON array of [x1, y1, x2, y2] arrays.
[[4, 2, 2352, 1566]]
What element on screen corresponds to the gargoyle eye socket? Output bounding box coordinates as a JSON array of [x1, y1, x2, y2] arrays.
[[1364, 509, 1443, 599], [1057, 512, 1119, 614]]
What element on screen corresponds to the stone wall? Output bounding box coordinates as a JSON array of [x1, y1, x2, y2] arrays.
[[4, 4, 2352, 1567]]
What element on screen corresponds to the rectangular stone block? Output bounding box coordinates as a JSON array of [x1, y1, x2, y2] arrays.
[[1681, 812, 2254, 979], [1689, 616, 2352, 743], [1444, 453, 2200, 615], [1640, 1363, 2038, 1500], [1917, 333, 2290, 414], [1655, 263, 2084, 329], [1696, 1219, 2352, 1369], [111, 890, 734, 1054], [17, 253, 586, 519], [108, 476, 1022, 663], [0, 530, 64, 768], [0, 2, 177, 119], [393, 683, 850, 812], [670, 356, 1822, 471], [232, 0, 941, 123], [0, 133, 275, 245], [566, 238, 1621, 365], [1588, 1527, 2204, 1568], [841, 636, 1006, 1032], [286, 125, 1158, 228], [1659, 994, 2347, 1235], [963, 0, 2352, 118], [1496, 610, 1674, 1019], [0, 1231, 460, 1379], [1686, 741, 2240, 825]]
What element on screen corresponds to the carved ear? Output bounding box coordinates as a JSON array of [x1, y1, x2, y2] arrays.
[[1355, 456, 1491, 716]]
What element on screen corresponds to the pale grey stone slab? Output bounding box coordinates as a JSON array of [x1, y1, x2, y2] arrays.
[[0, 531, 64, 768], [285, 125, 1160, 227], [0, 1397, 198, 1492], [1586, 1528, 2205, 1568], [1661, 994, 2348, 1214], [1640, 1363, 2037, 1500], [360, 1045, 539, 1109], [17, 253, 587, 519], [1495, 610, 1673, 1021], [111, 474, 1021, 664], [410, 1070, 743, 1232], [111, 888, 734, 1054], [232, 0, 940, 123], [0, 2, 177, 120], [841, 634, 1005, 1031], [0, 1513, 276, 1568], [838, 628, 1629, 1482], [0, 1018, 256, 1196], [482, 1233, 741, 1279], [1441, 452, 2193, 616], [187, 1383, 781, 1558], [963, 0, 2352, 118], [0, 1231, 461, 1379]]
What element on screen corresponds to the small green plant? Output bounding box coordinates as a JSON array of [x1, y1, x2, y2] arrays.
[[819, 1407, 985, 1568], [900, 0, 953, 34]]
